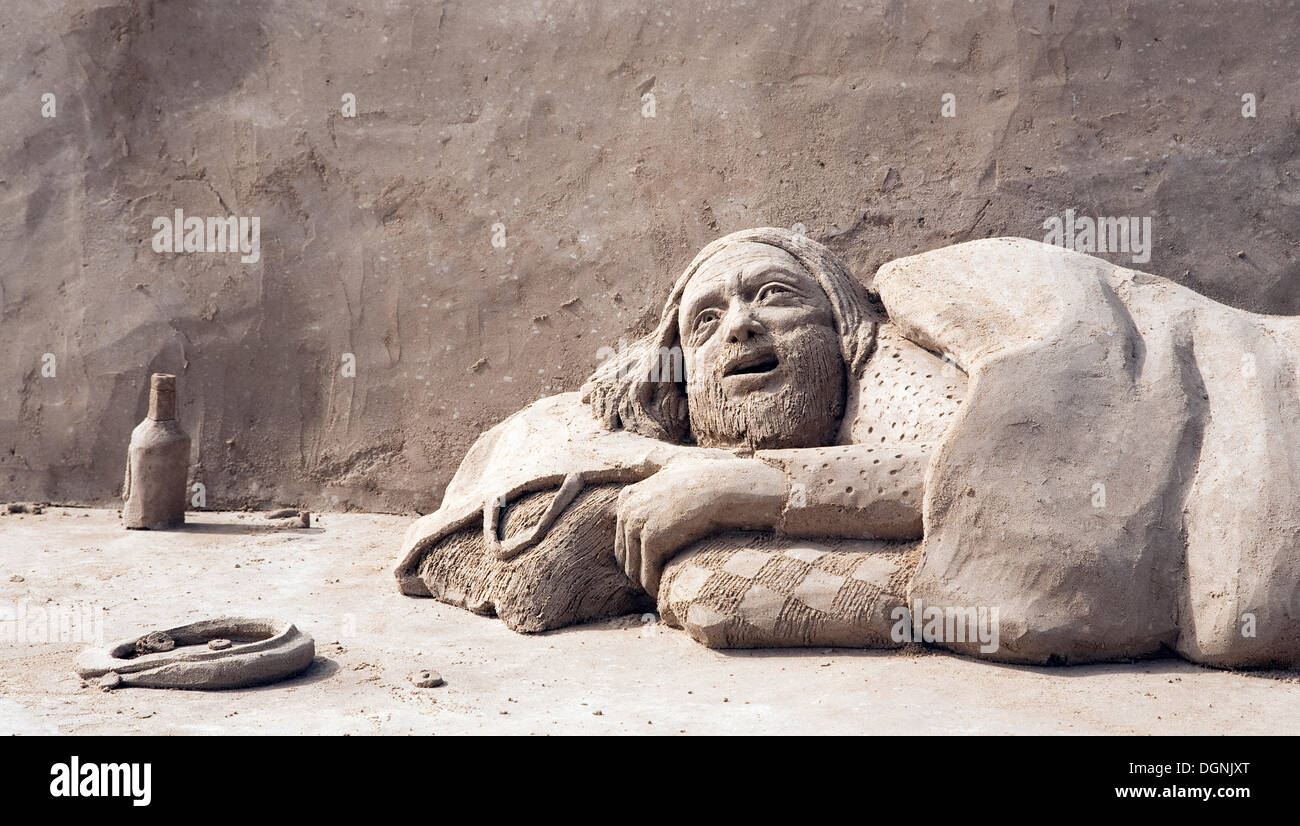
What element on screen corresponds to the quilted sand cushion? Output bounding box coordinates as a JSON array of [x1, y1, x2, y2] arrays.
[[658, 533, 918, 648]]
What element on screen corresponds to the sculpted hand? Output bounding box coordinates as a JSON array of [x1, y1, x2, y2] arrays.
[[614, 456, 787, 597]]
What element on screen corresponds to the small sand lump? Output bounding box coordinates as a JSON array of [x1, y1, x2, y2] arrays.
[[409, 669, 444, 688], [135, 631, 176, 655]]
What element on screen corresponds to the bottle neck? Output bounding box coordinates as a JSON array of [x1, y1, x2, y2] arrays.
[[148, 374, 177, 421]]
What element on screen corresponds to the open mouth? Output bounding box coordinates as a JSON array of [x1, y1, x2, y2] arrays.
[[723, 350, 780, 377]]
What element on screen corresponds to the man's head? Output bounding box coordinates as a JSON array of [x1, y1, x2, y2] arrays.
[[583, 228, 881, 448], [676, 241, 845, 448]]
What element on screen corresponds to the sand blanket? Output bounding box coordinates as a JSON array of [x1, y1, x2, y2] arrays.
[[879, 238, 1300, 666]]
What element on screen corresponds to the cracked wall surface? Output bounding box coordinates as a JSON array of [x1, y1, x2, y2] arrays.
[[2, 0, 1298, 512]]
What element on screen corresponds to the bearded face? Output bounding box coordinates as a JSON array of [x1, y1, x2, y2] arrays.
[[676, 242, 846, 449]]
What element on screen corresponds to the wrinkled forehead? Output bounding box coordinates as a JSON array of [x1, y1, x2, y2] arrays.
[[678, 241, 819, 318]]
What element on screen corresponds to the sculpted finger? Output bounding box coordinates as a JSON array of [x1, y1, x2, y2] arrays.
[[613, 513, 627, 568], [641, 557, 660, 601], [639, 529, 665, 598], [614, 488, 636, 567], [601, 394, 620, 431], [622, 518, 643, 589]]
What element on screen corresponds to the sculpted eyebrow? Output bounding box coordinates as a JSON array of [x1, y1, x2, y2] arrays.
[[682, 286, 725, 325], [741, 266, 808, 295]]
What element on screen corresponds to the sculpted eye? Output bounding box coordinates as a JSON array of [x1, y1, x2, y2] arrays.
[[693, 308, 721, 332], [756, 282, 796, 302]]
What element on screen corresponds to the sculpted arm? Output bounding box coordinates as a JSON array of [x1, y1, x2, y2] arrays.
[[613, 442, 928, 595], [756, 442, 927, 540]]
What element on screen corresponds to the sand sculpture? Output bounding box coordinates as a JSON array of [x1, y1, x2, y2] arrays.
[[122, 373, 190, 530], [75, 617, 315, 690], [397, 228, 1300, 668]]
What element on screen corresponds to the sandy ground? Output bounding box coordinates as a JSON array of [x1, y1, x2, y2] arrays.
[[2, 507, 1298, 736]]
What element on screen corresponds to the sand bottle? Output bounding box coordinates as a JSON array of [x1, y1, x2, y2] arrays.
[[122, 373, 191, 529]]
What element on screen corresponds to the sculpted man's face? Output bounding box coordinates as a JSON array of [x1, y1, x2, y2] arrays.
[[677, 242, 846, 449]]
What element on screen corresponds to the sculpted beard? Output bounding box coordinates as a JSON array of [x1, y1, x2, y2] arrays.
[[686, 324, 846, 449]]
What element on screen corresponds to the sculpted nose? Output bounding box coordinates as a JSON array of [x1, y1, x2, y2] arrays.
[[722, 301, 765, 344]]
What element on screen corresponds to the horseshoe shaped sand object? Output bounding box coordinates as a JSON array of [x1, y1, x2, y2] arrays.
[[75, 617, 315, 690]]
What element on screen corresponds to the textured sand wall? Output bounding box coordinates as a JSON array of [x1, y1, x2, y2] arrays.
[[2, 0, 1298, 512]]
